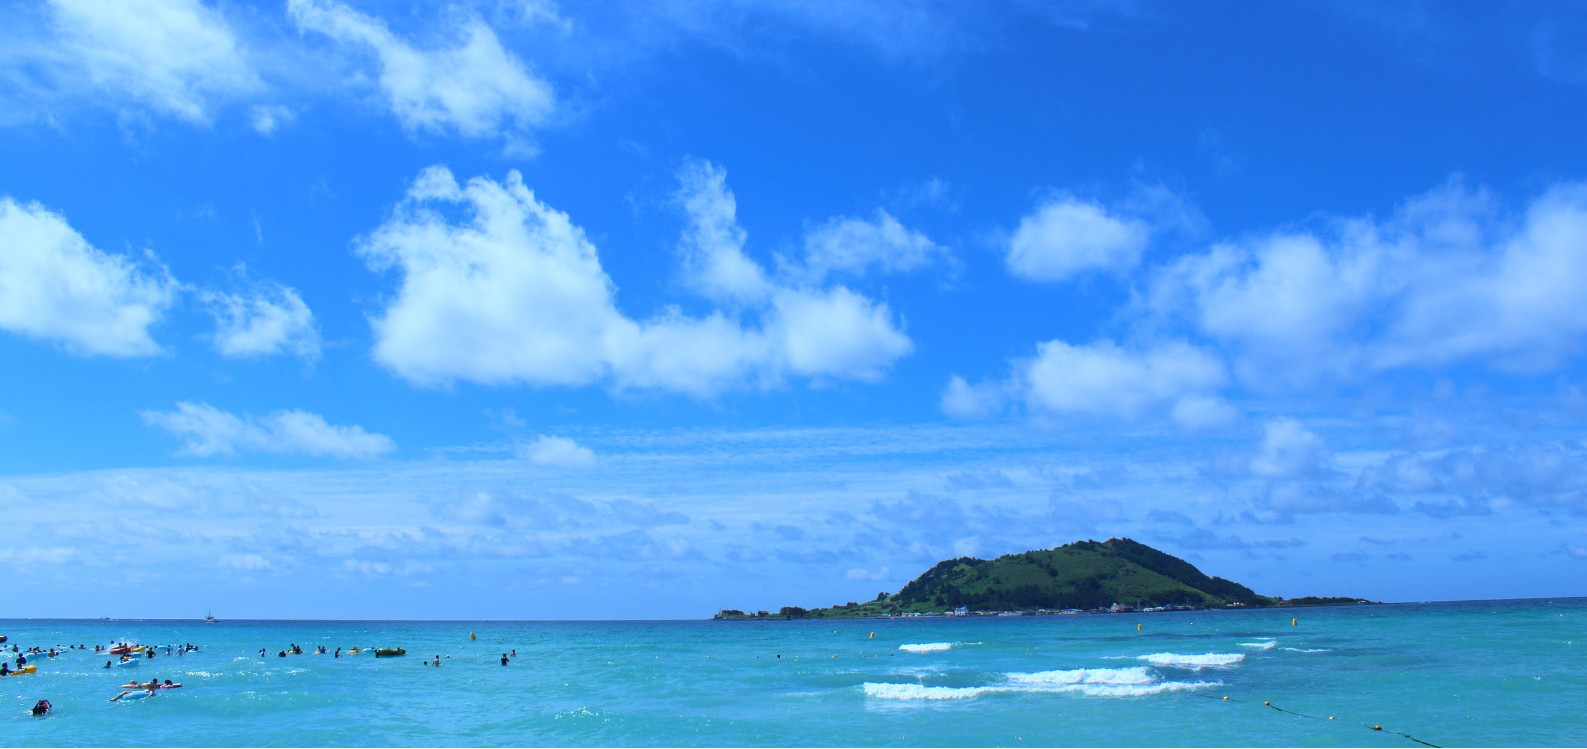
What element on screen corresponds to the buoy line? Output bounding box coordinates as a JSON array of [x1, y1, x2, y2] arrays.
[[1188, 691, 1440, 748]]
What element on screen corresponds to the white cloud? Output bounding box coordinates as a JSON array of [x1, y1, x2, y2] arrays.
[[0, 546, 80, 566], [940, 375, 1005, 420], [520, 435, 596, 469], [359, 164, 912, 394], [0, 198, 176, 357], [674, 160, 773, 304], [800, 209, 945, 281], [1380, 182, 1587, 371], [202, 281, 320, 360], [1170, 395, 1239, 431], [607, 310, 769, 396], [845, 566, 890, 581], [1144, 180, 1587, 383], [770, 287, 912, 382], [358, 165, 624, 387], [1020, 339, 1228, 423], [219, 553, 273, 571], [1006, 196, 1149, 281], [249, 104, 293, 135], [287, 0, 554, 140], [10, 0, 258, 123], [143, 402, 395, 459], [1249, 419, 1331, 479]]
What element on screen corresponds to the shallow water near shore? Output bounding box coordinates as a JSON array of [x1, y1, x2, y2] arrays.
[[3, 598, 1584, 747]]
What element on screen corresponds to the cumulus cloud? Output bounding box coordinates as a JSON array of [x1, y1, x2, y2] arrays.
[[940, 375, 1006, 419], [770, 287, 912, 381], [674, 160, 773, 304], [288, 0, 554, 141], [0, 198, 176, 357], [1143, 179, 1587, 383], [8, 0, 258, 123], [1020, 339, 1230, 426], [202, 281, 319, 360], [1006, 196, 1150, 281], [1249, 419, 1332, 479], [1358, 442, 1587, 514], [520, 435, 597, 469], [143, 401, 395, 459], [358, 165, 626, 387], [800, 209, 945, 281], [358, 164, 912, 394]]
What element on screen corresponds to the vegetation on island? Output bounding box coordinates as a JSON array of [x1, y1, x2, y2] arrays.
[[716, 537, 1374, 619]]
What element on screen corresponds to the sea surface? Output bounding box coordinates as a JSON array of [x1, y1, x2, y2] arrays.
[[3, 598, 1584, 747]]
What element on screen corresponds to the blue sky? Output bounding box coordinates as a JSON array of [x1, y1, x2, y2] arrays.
[[3, 0, 1587, 620]]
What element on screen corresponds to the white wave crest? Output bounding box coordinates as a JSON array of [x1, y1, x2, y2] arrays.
[[1281, 647, 1330, 653], [1239, 640, 1277, 650], [864, 673, 1218, 702], [1075, 680, 1218, 697], [1138, 652, 1245, 670], [898, 642, 953, 653], [1005, 666, 1155, 686], [863, 682, 992, 700]]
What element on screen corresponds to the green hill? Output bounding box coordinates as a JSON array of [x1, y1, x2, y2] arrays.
[[716, 538, 1366, 619]]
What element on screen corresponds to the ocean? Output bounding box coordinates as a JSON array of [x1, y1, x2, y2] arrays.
[[2, 598, 1583, 747]]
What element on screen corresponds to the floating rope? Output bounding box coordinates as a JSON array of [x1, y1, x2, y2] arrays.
[[1190, 691, 1441, 748]]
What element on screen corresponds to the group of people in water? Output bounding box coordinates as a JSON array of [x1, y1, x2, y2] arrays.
[[262, 643, 360, 658], [8, 634, 526, 716]]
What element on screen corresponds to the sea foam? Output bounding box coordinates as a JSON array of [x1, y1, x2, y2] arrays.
[[863, 682, 992, 700], [1004, 666, 1155, 687], [1137, 652, 1245, 670], [864, 666, 1218, 702], [898, 642, 953, 653], [1239, 640, 1277, 650]]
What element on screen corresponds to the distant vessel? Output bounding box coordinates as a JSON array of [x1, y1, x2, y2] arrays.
[[204, 612, 219, 624]]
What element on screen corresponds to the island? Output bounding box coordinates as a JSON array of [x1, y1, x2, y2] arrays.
[[716, 538, 1373, 619]]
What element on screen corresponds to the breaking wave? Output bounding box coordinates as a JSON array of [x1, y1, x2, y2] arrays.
[[1138, 652, 1245, 670], [898, 642, 953, 653], [1005, 666, 1154, 687], [864, 666, 1218, 701], [1239, 640, 1277, 651], [863, 683, 993, 700]]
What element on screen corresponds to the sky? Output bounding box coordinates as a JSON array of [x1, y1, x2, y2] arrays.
[[2, 0, 1587, 620]]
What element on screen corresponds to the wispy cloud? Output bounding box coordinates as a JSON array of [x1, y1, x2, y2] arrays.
[[142, 402, 395, 459]]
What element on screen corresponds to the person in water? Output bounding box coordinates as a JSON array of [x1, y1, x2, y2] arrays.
[[0, 661, 10, 676], [501, 653, 509, 666], [30, 699, 50, 716]]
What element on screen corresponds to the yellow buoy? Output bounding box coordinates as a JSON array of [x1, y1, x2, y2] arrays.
[[1291, 618, 1297, 627], [1137, 623, 1142, 631], [869, 632, 875, 639], [469, 632, 477, 641]]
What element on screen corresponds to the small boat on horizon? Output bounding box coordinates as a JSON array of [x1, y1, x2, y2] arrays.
[[204, 612, 219, 624]]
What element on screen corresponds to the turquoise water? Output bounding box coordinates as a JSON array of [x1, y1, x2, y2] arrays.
[[3, 599, 1584, 747]]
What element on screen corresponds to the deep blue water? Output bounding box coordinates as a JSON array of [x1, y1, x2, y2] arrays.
[[3, 599, 1585, 746]]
